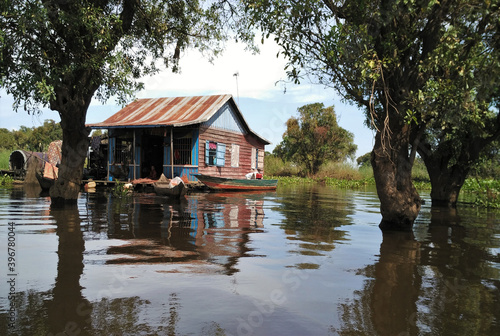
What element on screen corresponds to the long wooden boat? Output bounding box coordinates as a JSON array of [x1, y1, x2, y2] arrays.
[[194, 174, 278, 191], [35, 172, 54, 191], [153, 181, 187, 198]]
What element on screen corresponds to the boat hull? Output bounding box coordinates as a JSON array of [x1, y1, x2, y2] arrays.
[[36, 172, 54, 191], [153, 181, 187, 198], [194, 174, 278, 191]]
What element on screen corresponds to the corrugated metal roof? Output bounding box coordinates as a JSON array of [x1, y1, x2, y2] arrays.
[[87, 94, 270, 144], [88, 94, 232, 128]]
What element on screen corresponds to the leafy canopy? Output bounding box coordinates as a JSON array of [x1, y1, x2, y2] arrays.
[[274, 102, 356, 175], [0, 0, 253, 114], [246, 0, 500, 145], [0, 119, 62, 151]]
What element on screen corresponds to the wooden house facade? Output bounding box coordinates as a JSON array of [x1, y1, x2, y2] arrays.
[[87, 94, 269, 182]]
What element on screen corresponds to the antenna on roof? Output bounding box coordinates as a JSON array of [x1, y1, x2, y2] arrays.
[[233, 71, 239, 105]]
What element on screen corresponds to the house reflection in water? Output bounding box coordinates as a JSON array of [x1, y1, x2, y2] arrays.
[[96, 192, 266, 275]]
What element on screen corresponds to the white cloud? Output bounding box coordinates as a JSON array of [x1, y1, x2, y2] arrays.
[[139, 38, 291, 100]]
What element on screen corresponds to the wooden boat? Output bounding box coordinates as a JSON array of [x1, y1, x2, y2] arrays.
[[153, 180, 187, 198], [193, 174, 278, 191], [35, 171, 54, 191]]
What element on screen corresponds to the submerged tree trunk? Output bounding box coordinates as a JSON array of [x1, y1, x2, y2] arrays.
[[50, 95, 93, 206], [371, 128, 422, 231], [425, 162, 468, 207], [418, 135, 495, 208]]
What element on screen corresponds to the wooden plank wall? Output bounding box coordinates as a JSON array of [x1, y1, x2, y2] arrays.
[[198, 126, 266, 179]]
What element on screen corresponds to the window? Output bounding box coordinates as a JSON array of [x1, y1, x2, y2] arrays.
[[205, 141, 226, 167], [173, 136, 192, 165], [114, 138, 133, 164], [251, 147, 258, 169], [231, 144, 240, 168], [251, 148, 264, 170]]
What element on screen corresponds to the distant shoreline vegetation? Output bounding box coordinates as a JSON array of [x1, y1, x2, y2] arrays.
[[1, 148, 498, 208], [264, 156, 500, 209]]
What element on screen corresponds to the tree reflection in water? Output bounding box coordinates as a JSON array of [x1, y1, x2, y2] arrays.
[[8, 190, 266, 335], [3, 187, 499, 335], [275, 185, 354, 270], [338, 206, 500, 335], [47, 205, 91, 335]]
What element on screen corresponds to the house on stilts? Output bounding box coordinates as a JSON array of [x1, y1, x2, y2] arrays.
[[87, 94, 269, 182]]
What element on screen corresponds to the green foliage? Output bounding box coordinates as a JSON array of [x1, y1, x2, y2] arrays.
[[111, 180, 131, 198], [0, 174, 14, 187], [321, 177, 375, 189], [0, 120, 61, 151], [0, 149, 9, 169], [1, 1, 254, 200], [316, 161, 363, 180], [264, 153, 303, 177], [462, 179, 500, 208], [273, 103, 356, 175], [0, 1, 253, 114], [0, 128, 16, 150], [267, 176, 315, 186], [411, 157, 430, 182], [246, 0, 500, 210], [356, 152, 371, 168], [468, 141, 500, 179]]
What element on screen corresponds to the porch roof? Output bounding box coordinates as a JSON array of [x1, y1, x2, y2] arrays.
[[87, 94, 270, 144]]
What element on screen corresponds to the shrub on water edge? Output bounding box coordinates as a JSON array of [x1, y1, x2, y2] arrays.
[[462, 178, 500, 208], [111, 180, 132, 198], [266, 176, 315, 186], [264, 155, 304, 177], [0, 149, 10, 170], [316, 161, 363, 180], [412, 158, 430, 182], [0, 174, 14, 187], [322, 176, 375, 189]]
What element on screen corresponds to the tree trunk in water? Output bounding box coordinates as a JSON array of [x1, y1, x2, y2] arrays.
[[50, 106, 90, 206], [371, 131, 422, 231], [426, 164, 467, 207], [418, 137, 484, 208]]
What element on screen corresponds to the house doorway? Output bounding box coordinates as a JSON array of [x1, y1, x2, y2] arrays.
[[142, 134, 164, 179]]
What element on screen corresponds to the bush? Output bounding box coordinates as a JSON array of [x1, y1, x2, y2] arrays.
[[0, 149, 10, 170], [0, 174, 14, 187], [412, 157, 430, 182], [316, 161, 363, 180], [462, 178, 500, 208], [264, 154, 303, 177]]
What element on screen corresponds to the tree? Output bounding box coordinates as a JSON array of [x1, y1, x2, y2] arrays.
[[274, 103, 356, 175], [245, 0, 499, 229], [413, 5, 500, 206], [356, 152, 371, 168], [0, 0, 250, 205], [0, 128, 15, 150], [469, 141, 500, 179], [29, 119, 63, 151]]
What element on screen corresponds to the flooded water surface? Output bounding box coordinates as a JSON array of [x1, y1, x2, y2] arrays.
[[1, 185, 499, 335]]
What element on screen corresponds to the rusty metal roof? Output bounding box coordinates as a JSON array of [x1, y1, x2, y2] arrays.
[[87, 94, 270, 144], [88, 94, 233, 128]]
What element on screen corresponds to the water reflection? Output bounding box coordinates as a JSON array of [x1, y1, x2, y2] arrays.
[[1, 186, 499, 335], [48, 206, 91, 335], [339, 206, 500, 335], [275, 185, 354, 269], [83, 192, 267, 275]]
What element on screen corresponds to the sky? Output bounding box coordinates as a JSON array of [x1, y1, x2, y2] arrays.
[[0, 39, 374, 158]]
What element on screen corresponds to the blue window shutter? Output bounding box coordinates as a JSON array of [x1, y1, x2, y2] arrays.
[[216, 143, 226, 167], [205, 140, 210, 165]]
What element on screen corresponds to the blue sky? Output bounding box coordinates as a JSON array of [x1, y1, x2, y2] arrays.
[[0, 39, 374, 158]]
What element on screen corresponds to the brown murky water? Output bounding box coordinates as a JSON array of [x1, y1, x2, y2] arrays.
[[1, 184, 499, 335]]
